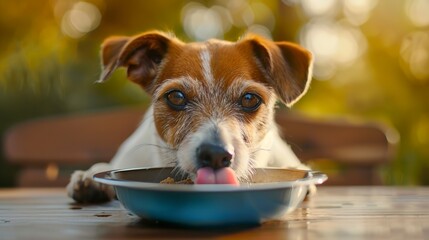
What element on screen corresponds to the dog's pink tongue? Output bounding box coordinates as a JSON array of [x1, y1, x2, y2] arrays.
[[196, 167, 239, 185]]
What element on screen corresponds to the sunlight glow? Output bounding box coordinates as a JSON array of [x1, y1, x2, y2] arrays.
[[181, 1, 275, 41], [400, 31, 429, 82], [225, 0, 254, 28], [182, 2, 227, 41], [61, 1, 101, 39], [301, 0, 337, 16], [300, 20, 367, 80], [246, 24, 272, 39], [344, 0, 378, 25], [406, 0, 429, 27]]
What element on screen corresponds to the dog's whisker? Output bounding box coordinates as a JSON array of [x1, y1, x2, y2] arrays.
[[170, 165, 181, 176], [133, 143, 175, 151], [68, 30, 315, 204], [167, 161, 179, 169], [251, 148, 272, 154], [171, 165, 191, 180]]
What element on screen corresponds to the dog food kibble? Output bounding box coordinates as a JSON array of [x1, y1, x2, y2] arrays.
[[160, 177, 194, 184]]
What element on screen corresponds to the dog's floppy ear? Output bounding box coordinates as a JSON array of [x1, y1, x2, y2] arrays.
[[245, 35, 313, 107], [98, 31, 174, 90]]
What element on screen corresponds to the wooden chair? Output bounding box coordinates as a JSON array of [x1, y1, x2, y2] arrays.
[[3, 107, 397, 187], [3, 107, 145, 187], [275, 109, 398, 185]]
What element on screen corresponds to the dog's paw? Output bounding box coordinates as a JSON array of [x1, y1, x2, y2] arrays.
[[66, 169, 115, 203]]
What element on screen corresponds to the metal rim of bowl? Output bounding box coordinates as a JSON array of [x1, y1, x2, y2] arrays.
[[93, 167, 328, 192]]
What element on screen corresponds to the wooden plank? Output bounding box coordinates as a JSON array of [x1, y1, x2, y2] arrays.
[[1, 187, 429, 239], [4, 107, 145, 165]]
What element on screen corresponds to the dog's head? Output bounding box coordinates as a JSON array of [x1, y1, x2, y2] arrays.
[[99, 31, 313, 180]]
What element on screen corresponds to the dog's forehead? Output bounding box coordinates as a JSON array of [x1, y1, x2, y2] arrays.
[[158, 40, 265, 85]]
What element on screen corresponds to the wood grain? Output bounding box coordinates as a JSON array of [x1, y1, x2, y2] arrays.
[[1, 187, 428, 239]]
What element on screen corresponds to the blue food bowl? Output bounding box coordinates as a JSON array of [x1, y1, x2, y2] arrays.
[[94, 167, 327, 227]]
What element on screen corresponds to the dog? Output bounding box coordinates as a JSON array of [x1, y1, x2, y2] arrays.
[[67, 31, 314, 203]]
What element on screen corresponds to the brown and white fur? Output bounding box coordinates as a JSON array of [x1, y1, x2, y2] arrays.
[[67, 31, 314, 203]]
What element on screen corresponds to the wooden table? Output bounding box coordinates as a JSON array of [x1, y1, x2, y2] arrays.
[[1, 187, 428, 239]]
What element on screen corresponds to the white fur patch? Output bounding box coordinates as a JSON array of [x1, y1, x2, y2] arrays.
[[176, 117, 252, 180], [200, 48, 214, 83]]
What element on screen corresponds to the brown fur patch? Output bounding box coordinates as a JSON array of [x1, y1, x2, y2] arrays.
[[150, 38, 283, 149], [100, 31, 311, 152], [151, 40, 278, 148]]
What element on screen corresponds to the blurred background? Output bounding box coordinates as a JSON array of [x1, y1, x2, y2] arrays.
[[0, 0, 428, 187]]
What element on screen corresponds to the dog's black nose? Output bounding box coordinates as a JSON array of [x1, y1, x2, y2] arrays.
[[197, 143, 233, 169]]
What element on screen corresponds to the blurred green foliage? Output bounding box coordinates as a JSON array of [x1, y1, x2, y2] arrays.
[[1, 0, 428, 186]]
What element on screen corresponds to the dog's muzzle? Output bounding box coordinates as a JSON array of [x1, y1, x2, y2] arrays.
[[196, 143, 233, 169]]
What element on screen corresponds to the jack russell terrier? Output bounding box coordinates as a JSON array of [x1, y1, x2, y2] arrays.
[[67, 31, 314, 203]]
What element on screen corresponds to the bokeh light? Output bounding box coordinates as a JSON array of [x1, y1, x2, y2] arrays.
[[226, 0, 254, 28], [246, 24, 272, 39], [181, 1, 274, 41], [406, 0, 429, 27], [1, 0, 429, 187], [300, 20, 367, 79], [60, 1, 101, 39], [300, 0, 338, 17], [400, 31, 429, 82], [343, 0, 378, 26], [181, 2, 229, 41]]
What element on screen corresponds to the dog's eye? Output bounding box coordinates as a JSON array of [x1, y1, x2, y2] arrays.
[[165, 90, 187, 110], [239, 93, 262, 112]]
